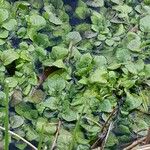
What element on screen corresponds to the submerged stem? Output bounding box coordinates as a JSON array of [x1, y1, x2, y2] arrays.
[[4, 83, 9, 150]]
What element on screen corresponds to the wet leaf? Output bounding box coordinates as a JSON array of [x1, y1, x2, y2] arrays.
[[2, 19, 17, 31], [0, 8, 9, 24], [140, 15, 150, 32], [1, 50, 19, 66], [10, 115, 24, 129], [66, 31, 82, 44]]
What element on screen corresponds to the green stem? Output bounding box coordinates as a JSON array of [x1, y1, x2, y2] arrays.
[[4, 83, 9, 150], [38, 125, 44, 150], [69, 106, 85, 150]]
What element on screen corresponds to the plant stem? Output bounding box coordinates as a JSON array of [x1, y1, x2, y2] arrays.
[[69, 106, 85, 150], [50, 120, 61, 150], [38, 125, 44, 150], [4, 83, 9, 150], [0, 126, 37, 150]]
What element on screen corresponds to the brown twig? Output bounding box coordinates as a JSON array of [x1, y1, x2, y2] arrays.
[[123, 137, 146, 150], [0, 126, 37, 150], [137, 144, 150, 150], [101, 108, 117, 132], [101, 122, 113, 150], [91, 108, 117, 149], [50, 120, 61, 150], [145, 128, 150, 144]]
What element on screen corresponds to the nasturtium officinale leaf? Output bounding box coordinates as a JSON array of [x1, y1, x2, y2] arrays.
[[66, 31, 82, 44], [111, 0, 123, 4], [105, 133, 118, 147], [10, 115, 24, 129], [86, 0, 104, 7], [15, 102, 38, 120], [113, 4, 132, 14], [0, 39, 5, 45], [2, 19, 17, 31], [76, 53, 92, 69], [25, 127, 38, 141], [0, 8, 9, 24], [89, 68, 108, 84], [57, 129, 72, 150], [127, 38, 141, 52], [61, 109, 78, 121], [27, 14, 46, 28], [42, 97, 59, 110], [131, 118, 148, 136], [43, 74, 66, 95], [116, 48, 131, 62], [36, 117, 57, 134], [11, 90, 22, 107], [28, 89, 46, 104], [144, 64, 150, 78], [140, 15, 150, 32], [125, 92, 142, 111], [99, 99, 113, 112], [49, 13, 63, 25], [93, 55, 107, 68], [1, 50, 19, 66], [5, 77, 18, 88], [0, 29, 9, 38], [144, 0, 150, 5], [51, 46, 69, 60], [125, 62, 138, 74], [75, 6, 89, 20]]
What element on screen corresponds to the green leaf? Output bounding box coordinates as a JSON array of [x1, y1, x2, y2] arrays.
[[49, 13, 62, 25], [10, 115, 24, 129], [42, 97, 59, 110], [61, 110, 78, 122], [0, 8, 9, 24], [15, 103, 38, 120], [0, 39, 5, 45], [144, 0, 150, 5], [105, 133, 118, 147], [144, 64, 150, 78], [11, 90, 22, 107], [66, 31, 82, 44], [33, 33, 50, 48], [26, 127, 38, 141], [2, 19, 17, 31], [28, 90, 46, 104], [113, 4, 132, 14], [127, 38, 141, 52], [75, 1, 89, 19], [76, 53, 92, 69], [51, 46, 68, 60], [1, 50, 19, 66], [93, 55, 107, 68], [140, 15, 150, 32], [27, 14, 46, 28], [105, 39, 114, 46], [111, 0, 123, 4], [116, 48, 131, 62], [36, 117, 57, 134], [86, 0, 104, 7], [43, 74, 66, 95], [125, 62, 138, 74], [57, 129, 72, 150], [131, 119, 148, 136], [0, 29, 9, 38], [99, 99, 112, 112], [5, 77, 18, 88], [125, 92, 142, 111], [89, 68, 108, 84]]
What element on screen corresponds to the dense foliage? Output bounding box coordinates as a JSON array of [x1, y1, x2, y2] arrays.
[[0, 0, 150, 149]]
